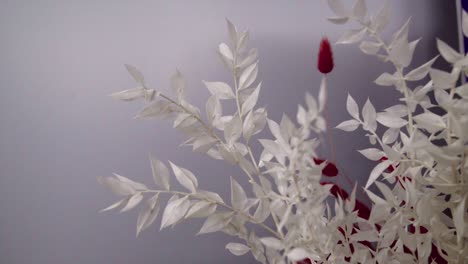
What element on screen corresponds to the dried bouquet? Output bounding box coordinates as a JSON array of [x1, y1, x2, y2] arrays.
[[98, 1, 468, 263]]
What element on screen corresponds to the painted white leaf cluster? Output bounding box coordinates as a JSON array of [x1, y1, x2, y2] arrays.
[[98, 2, 468, 263]]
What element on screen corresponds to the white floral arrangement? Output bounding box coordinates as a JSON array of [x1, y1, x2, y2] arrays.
[[98, 1, 468, 263]]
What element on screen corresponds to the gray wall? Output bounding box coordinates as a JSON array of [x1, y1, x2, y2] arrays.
[[0, 1, 457, 263]]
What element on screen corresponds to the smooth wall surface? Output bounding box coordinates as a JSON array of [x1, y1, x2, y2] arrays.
[[0, 1, 457, 263]]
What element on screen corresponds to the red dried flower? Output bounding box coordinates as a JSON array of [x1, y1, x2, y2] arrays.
[[317, 37, 334, 74], [313, 158, 338, 177]]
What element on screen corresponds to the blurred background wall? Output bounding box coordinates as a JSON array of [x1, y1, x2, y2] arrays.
[[0, 1, 458, 263]]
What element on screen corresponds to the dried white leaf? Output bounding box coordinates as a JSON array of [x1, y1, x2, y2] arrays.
[[436, 39, 462, 64], [121, 192, 144, 212], [365, 160, 392, 189], [100, 199, 126, 212], [225, 18, 238, 45], [242, 82, 261, 114], [239, 62, 259, 90], [219, 43, 234, 61], [231, 177, 248, 210], [463, 10, 468, 37], [136, 193, 160, 236], [372, 1, 390, 33], [362, 98, 377, 131], [375, 72, 400, 86], [169, 162, 198, 193], [198, 212, 234, 235], [171, 70, 186, 102], [336, 28, 366, 44], [260, 237, 283, 250], [413, 112, 446, 133], [110, 87, 146, 101], [125, 64, 144, 84], [336, 119, 360, 131], [203, 81, 235, 100], [346, 94, 360, 120], [226, 243, 250, 256], [429, 68, 456, 89], [327, 16, 349, 24], [224, 115, 242, 145], [405, 56, 438, 81], [352, 0, 367, 19], [186, 200, 216, 219], [160, 196, 190, 229], [327, 0, 347, 16], [287, 248, 314, 262], [376, 113, 408, 128], [150, 157, 170, 191], [453, 196, 466, 243], [358, 148, 384, 161], [359, 41, 381, 55]]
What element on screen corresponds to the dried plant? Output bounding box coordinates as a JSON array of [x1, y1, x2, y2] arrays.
[[98, 1, 468, 263]]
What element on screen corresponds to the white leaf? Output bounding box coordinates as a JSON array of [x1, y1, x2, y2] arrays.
[[318, 77, 327, 112], [382, 128, 399, 144], [186, 201, 216, 219], [150, 157, 170, 191], [237, 30, 249, 52], [389, 38, 412, 68], [203, 81, 235, 100], [336, 119, 360, 131], [226, 243, 250, 256], [242, 82, 261, 114], [97, 176, 135, 196], [385, 104, 408, 117], [124, 64, 144, 84], [327, 16, 349, 24], [413, 112, 446, 133], [327, 0, 347, 16], [453, 196, 466, 243], [253, 199, 270, 222], [121, 192, 144, 212], [296, 105, 307, 126], [239, 62, 258, 90], [429, 68, 456, 89], [113, 173, 147, 191], [375, 181, 395, 204], [362, 98, 377, 131], [352, 0, 367, 19], [336, 28, 366, 44], [238, 48, 258, 68], [198, 212, 234, 235], [224, 115, 242, 145], [346, 94, 360, 120], [375, 72, 399, 86], [372, 1, 390, 33], [405, 56, 439, 81], [358, 148, 384, 161], [136, 193, 160, 236], [206, 95, 222, 125], [160, 196, 191, 229], [463, 10, 468, 37], [391, 18, 411, 45], [231, 177, 248, 210], [219, 43, 234, 61], [243, 108, 267, 141], [110, 87, 146, 101], [135, 100, 177, 119], [287, 248, 314, 262], [171, 70, 186, 102], [365, 160, 392, 189], [100, 199, 126, 212], [169, 162, 198, 193], [436, 39, 462, 64], [260, 237, 284, 250], [376, 113, 408, 128], [359, 41, 381, 55], [225, 18, 238, 45]]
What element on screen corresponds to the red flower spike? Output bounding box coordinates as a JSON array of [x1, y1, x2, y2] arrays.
[[317, 37, 334, 74], [313, 158, 339, 177]]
